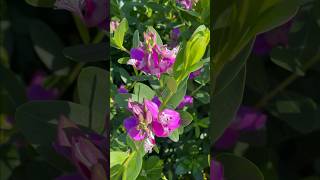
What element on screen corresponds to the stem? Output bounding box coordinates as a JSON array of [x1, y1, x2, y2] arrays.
[[255, 53, 320, 108], [60, 62, 85, 95], [191, 80, 209, 96]]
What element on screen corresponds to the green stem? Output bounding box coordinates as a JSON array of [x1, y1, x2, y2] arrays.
[[191, 80, 209, 96], [60, 62, 85, 95], [255, 53, 320, 108]]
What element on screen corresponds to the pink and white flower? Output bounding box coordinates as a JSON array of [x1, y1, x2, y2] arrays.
[[128, 32, 178, 79]]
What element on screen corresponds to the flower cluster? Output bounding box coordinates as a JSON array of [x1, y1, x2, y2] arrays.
[[176, 0, 199, 10], [54, 116, 107, 180], [124, 98, 181, 153], [128, 32, 179, 79], [215, 106, 267, 149], [54, 0, 107, 29], [253, 20, 292, 55]]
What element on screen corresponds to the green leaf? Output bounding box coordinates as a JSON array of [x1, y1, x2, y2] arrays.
[[25, 0, 55, 7], [146, 27, 163, 45], [15, 101, 108, 170], [214, 39, 254, 95], [113, 18, 129, 49], [110, 151, 130, 168], [166, 78, 188, 109], [0, 64, 27, 111], [251, 0, 300, 34], [63, 43, 108, 62], [270, 47, 304, 76], [166, 76, 177, 93], [137, 156, 163, 180], [134, 83, 155, 103], [216, 154, 264, 180], [114, 93, 134, 108], [73, 15, 90, 44], [78, 67, 109, 115], [29, 20, 69, 74], [213, 0, 300, 78], [15, 101, 106, 165], [132, 30, 140, 48], [168, 129, 179, 142], [111, 165, 124, 180], [211, 67, 246, 143], [118, 57, 130, 64], [194, 90, 210, 104], [269, 95, 320, 133], [122, 151, 143, 180], [178, 111, 193, 127], [185, 25, 210, 68]]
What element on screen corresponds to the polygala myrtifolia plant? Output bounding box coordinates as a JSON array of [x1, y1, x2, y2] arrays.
[[110, 14, 210, 180]]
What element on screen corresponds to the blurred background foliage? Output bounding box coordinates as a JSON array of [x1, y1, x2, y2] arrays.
[[212, 0, 320, 179], [0, 0, 107, 179]]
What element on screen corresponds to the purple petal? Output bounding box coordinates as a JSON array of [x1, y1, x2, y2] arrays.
[[189, 68, 202, 79], [71, 137, 106, 179], [123, 116, 139, 131], [124, 115, 146, 141], [152, 121, 168, 137], [55, 0, 107, 28], [128, 127, 146, 141], [177, 95, 193, 109], [214, 128, 240, 150], [157, 109, 181, 134], [127, 99, 144, 117], [152, 96, 162, 107], [27, 85, 58, 100], [117, 84, 128, 94], [231, 106, 267, 131], [171, 28, 180, 41], [211, 159, 224, 180], [55, 173, 85, 180], [130, 48, 145, 62], [144, 99, 159, 120]]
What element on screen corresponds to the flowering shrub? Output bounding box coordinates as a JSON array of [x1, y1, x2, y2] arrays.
[[110, 0, 210, 179]]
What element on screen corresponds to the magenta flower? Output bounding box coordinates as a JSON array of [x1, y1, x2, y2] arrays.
[[177, 0, 193, 10], [54, 0, 107, 29], [253, 20, 292, 55], [128, 32, 178, 78], [189, 68, 202, 79], [53, 116, 107, 180], [124, 99, 158, 152], [152, 109, 181, 137], [124, 98, 181, 152], [215, 106, 267, 150], [177, 95, 193, 109], [211, 159, 224, 180], [117, 84, 128, 94], [169, 28, 180, 48], [27, 71, 59, 100]]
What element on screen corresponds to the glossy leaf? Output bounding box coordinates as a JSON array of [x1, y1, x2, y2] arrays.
[[110, 151, 130, 168], [25, 0, 55, 7], [29, 20, 69, 74], [78, 67, 109, 115], [63, 43, 108, 62], [134, 83, 155, 103], [211, 67, 246, 143], [0, 64, 27, 111], [137, 156, 163, 180], [216, 154, 264, 180], [122, 151, 143, 180]]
